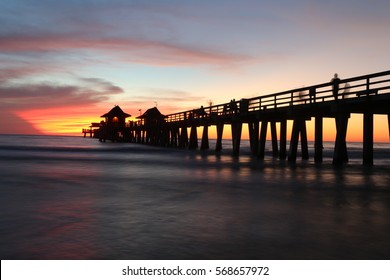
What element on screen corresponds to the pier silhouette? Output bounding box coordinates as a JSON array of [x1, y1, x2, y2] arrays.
[[84, 70, 390, 166]]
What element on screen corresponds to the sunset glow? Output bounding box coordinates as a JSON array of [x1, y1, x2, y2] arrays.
[[1, 0, 389, 142]]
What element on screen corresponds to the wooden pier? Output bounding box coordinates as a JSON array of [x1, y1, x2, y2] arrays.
[[86, 70, 390, 165], [82, 123, 101, 138]]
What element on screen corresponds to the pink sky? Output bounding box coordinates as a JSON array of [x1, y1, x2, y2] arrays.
[[1, 0, 389, 141]]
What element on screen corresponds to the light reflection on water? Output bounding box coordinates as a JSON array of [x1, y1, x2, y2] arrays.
[[0, 135, 389, 259]]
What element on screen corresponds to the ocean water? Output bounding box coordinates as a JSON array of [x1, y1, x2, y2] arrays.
[[0, 134, 389, 260]]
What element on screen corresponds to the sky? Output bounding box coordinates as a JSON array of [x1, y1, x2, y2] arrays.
[[0, 0, 389, 141]]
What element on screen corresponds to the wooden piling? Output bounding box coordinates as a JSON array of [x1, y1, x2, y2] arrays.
[[388, 114, 390, 140], [270, 121, 279, 158], [314, 116, 323, 163], [215, 123, 224, 152], [279, 119, 287, 160], [248, 122, 259, 155], [287, 118, 308, 162], [333, 114, 349, 165], [232, 122, 242, 156], [201, 125, 209, 150], [136, 128, 141, 143], [189, 125, 198, 149], [257, 120, 268, 159], [300, 119, 309, 160], [363, 112, 374, 166], [288, 119, 300, 162], [179, 127, 188, 148], [169, 126, 177, 147]]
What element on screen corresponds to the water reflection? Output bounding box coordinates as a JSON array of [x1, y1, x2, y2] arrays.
[[1, 137, 389, 259]]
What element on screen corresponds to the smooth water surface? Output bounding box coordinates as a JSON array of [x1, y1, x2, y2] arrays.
[[0, 135, 389, 259]]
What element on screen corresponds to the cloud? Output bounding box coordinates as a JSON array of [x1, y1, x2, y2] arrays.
[[0, 33, 252, 67], [1, 1, 281, 75], [118, 87, 208, 114], [0, 77, 123, 111], [128, 88, 204, 106], [0, 64, 56, 84]]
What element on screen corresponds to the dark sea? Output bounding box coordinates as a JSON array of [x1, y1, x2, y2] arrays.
[[0, 134, 389, 260]]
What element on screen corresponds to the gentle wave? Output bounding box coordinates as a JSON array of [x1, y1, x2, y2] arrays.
[[0, 135, 389, 260]]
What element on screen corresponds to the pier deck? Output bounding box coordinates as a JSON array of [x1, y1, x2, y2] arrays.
[[87, 70, 390, 165]]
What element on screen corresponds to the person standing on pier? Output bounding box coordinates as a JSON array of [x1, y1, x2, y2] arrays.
[[331, 73, 340, 100]]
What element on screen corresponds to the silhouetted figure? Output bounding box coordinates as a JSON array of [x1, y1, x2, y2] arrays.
[[342, 82, 350, 99], [230, 99, 238, 113], [239, 98, 249, 113], [223, 99, 238, 114], [331, 73, 340, 100], [298, 90, 304, 104], [192, 106, 207, 118]]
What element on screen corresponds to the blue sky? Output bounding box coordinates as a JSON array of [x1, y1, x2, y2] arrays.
[[1, 0, 389, 135]]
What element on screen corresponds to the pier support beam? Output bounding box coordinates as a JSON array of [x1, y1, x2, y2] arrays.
[[288, 120, 300, 162], [288, 118, 309, 162], [189, 125, 198, 150], [333, 113, 350, 165], [179, 127, 188, 148], [231, 122, 242, 156], [257, 121, 280, 159], [201, 125, 209, 150], [170, 126, 179, 147], [257, 120, 268, 159], [279, 119, 287, 160], [270, 121, 279, 158], [300, 120, 309, 160], [248, 122, 259, 155], [215, 123, 224, 152], [314, 116, 323, 163], [136, 128, 141, 143], [388, 114, 390, 140], [162, 126, 170, 147], [363, 112, 374, 166]]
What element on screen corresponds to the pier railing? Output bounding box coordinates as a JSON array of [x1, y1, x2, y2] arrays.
[[165, 70, 390, 123]]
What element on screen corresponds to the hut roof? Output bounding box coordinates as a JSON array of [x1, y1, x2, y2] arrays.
[[137, 107, 166, 119], [101, 105, 131, 118]]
